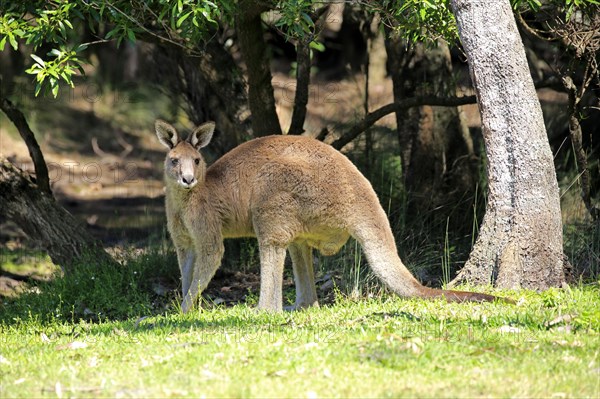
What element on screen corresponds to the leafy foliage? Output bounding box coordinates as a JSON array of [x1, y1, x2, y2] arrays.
[[512, 0, 600, 20], [2, 0, 596, 97], [0, 0, 221, 97], [378, 0, 459, 43]]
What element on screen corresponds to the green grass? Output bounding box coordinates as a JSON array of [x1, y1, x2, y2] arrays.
[[1, 283, 599, 398]]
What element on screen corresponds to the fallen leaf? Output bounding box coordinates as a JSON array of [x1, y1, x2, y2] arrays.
[[0, 355, 10, 365], [497, 325, 522, 334], [267, 369, 287, 377], [213, 297, 226, 305], [40, 333, 51, 343], [56, 341, 88, 350], [201, 369, 219, 380], [55, 381, 63, 398], [304, 342, 318, 349], [545, 314, 576, 329], [88, 356, 99, 367], [14, 378, 26, 385], [306, 391, 318, 399]]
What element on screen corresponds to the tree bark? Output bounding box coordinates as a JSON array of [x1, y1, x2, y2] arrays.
[[0, 158, 117, 273], [449, 0, 567, 289], [236, 1, 282, 136], [0, 93, 52, 196]]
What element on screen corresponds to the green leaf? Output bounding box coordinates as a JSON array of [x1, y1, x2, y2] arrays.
[[301, 12, 314, 28], [49, 48, 62, 57], [177, 11, 193, 27], [51, 81, 59, 97], [0, 36, 6, 51], [30, 54, 45, 66], [309, 41, 325, 52], [60, 71, 71, 83], [8, 33, 18, 50], [127, 29, 136, 43]]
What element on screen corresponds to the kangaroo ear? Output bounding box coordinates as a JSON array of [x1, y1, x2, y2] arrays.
[[188, 121, 215, 150], [155, 119, 179, 149]]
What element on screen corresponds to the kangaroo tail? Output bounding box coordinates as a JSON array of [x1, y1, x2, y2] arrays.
[[417, 286, 515, 304], [353, 220, 514, 305]]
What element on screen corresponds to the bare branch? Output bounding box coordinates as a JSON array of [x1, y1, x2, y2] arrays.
[[330, 95, 477, 150]]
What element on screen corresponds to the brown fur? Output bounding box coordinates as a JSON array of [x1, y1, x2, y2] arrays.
[[155, 120, 510, 312]]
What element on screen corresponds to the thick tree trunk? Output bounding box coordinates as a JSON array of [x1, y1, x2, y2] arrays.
[[385, 38, 476, 216], [236, 1, 282, 136], [0, 158, 117, 273], [449, 0, 567, 289]]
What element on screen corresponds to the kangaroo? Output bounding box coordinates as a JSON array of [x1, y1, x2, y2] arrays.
[[155, 119, 506, 313]]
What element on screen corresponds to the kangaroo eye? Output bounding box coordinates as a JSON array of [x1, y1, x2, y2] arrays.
[[171, 158, 179, 166], [194, 159, 200, 165]]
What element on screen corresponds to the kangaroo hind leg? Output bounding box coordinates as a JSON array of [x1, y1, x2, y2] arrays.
[[288, 241, 319, 310]]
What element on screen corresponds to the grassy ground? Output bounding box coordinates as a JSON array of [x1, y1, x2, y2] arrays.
[[1, 280, 599, 398], [1, 59, 598, 399]]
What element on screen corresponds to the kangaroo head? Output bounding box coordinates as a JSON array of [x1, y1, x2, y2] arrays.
[[155, 119, 215, 189]]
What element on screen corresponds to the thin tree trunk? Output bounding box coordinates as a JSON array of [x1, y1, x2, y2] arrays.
[[236, 1, 282, 136], [563, 74, 598, 220], [0, 93, 52, 196], [0, 158, 117, 273], [288, 40, 310, 135], [449, 0, 567, 289]]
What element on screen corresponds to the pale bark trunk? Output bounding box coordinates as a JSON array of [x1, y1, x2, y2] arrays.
[[449, 0, 567, 289]]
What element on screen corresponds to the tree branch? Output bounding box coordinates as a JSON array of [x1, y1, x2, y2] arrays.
[[330, 95, 477, 150], [0, 94, 52, 196]]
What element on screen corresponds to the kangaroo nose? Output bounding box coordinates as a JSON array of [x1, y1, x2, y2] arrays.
[[182, 175, 196, 186]]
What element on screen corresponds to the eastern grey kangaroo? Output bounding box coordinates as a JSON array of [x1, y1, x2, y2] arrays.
[[155, 119, 504, 312]]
